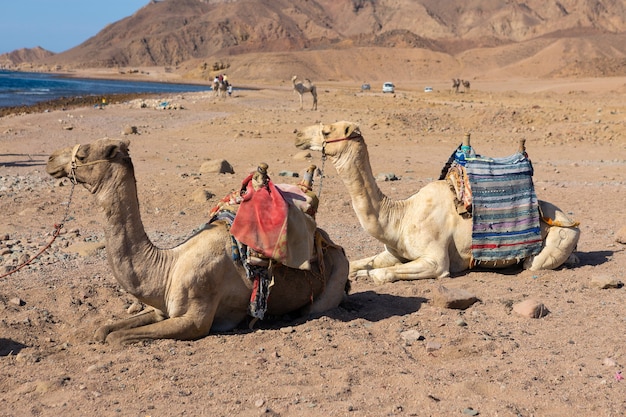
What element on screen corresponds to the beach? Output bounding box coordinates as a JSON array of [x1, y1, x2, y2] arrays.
[[1, 76, 625, 416]]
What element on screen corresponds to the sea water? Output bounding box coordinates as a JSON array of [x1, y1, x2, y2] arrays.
[[0, 69, 210, 108]]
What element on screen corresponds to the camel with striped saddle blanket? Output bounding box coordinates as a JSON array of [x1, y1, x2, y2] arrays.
[[295, 121, 580, 284]]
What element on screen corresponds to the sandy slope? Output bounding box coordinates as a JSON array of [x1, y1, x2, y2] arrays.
[[0, 77, 625, 416]]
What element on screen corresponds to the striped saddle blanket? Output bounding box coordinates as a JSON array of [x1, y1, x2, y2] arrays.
[[462, 152, 542, 262]]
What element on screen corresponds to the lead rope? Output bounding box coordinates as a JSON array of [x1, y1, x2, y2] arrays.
[[0, 179, 76, 278], [317, 149, 328, 199]]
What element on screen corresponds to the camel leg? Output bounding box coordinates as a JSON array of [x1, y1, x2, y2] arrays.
[[99, 301, 221, 345], [94, 308, 165, 342], [357, 256, 449, 284], [350, 249, 404, 277], [352, 249, 449, 283], [105, 315, 214, 345], [523, 226, 580, 270], [311, 93, 318, 110]]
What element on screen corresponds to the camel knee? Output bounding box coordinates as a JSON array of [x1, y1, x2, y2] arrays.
[[524, 226, 580, 270]]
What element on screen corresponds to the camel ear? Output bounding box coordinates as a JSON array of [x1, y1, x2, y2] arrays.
[[345, 123, 359, 137], [105, 141, 129, 160]]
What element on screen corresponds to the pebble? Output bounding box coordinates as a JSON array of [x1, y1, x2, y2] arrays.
[[513, 299, 549, 318], [278, 171, 299, 177], [591, 274, 623, 289], [200, 159, 234, 174], [603, 357, 617, 367], [376, 172, 399, 181], [400, 329, 423, 344], [9, 297, 25, 306], [425, 341, 441, 352], [432, 285, 478, 310]]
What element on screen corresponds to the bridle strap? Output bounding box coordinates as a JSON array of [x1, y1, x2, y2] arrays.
[[321, 132, 362, 155], [69, 144, 112, 184], [318, 132, 362, 198], [323, 132, 362, 145]]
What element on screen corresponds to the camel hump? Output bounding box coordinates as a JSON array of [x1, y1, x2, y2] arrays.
[[538, 200, 580, 228]]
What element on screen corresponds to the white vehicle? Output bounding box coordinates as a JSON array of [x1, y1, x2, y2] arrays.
[[424, 86, 433, 92], [382, 82, 395, 93]]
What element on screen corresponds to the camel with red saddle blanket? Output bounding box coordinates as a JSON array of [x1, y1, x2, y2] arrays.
[[46, 139, 349, 344], [295, 121, 580, 284]]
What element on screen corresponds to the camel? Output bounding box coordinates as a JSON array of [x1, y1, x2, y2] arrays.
[[294, 121, 580, 284], [212, 78, 228, 98], [451, 78, 460, 94], [46, 139, 349, 344], [462, 79, 471, 93], [292, 75, 318, 110]]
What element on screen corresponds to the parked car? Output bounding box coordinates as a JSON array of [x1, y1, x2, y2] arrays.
[[361, 83, 371, 91], [424, 86, 433, 92], [382, 82, 395, 93]]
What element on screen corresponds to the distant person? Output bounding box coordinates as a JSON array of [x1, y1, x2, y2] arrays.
[[227, 85, 233, 97]]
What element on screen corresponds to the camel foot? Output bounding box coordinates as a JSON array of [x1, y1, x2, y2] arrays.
[[355, 269, 393, 285], [94, 325, 111, 343]]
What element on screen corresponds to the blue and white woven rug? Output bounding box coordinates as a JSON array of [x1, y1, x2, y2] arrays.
[[465, 152, 543, 262]]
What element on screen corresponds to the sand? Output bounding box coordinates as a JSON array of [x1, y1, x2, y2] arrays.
[[1, 76, 625, 416]]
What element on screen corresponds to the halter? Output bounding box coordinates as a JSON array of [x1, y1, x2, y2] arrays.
[[321, 131, 362, 157], [69, 143, 114, 184], [317, 131, 362, 197]]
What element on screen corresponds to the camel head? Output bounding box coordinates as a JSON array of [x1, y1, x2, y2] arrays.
[[294, 121, 361, 156], [46, 138, 131, 193]]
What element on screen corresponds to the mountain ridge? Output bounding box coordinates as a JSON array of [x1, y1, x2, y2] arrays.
[[2, 0, 625, 82]]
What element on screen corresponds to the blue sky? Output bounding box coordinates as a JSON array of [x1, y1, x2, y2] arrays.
[[0, 0, 149, 54]]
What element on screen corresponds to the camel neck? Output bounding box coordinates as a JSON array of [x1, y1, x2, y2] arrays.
[[332, 140, 396, 242], [95, 165, 166, 305]]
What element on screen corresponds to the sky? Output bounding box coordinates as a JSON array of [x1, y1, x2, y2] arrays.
[[0, 0, 150, 54]]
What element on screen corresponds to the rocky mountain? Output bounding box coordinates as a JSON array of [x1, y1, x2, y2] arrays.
[[6, 0, 626, 81], [0, 47, 55, 68]]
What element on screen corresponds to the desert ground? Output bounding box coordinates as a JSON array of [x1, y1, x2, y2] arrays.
[[1, 75, 625, 417]]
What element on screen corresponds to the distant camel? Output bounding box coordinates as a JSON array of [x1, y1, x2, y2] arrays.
[[212, 79, 228, 98], [462, 79, 471, 93], [292, 76, 318, 110], [451, 78, 460, 94]]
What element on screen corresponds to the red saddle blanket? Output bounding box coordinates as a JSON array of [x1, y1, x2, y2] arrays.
[[229, 173, 315, 269]]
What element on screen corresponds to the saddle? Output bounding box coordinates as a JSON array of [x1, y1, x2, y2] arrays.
[[441, 135, 543, 263], [208, 163, 325, 319]]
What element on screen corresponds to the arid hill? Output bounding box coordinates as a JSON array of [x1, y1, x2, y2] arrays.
[[3, 0, 626, 82], [0, 46, 55, 67]]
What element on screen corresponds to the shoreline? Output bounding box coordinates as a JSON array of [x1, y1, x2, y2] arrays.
[[0, 92, 161, 118]]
